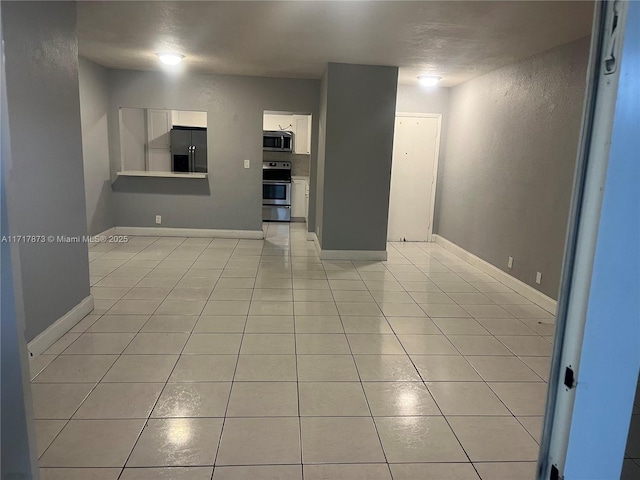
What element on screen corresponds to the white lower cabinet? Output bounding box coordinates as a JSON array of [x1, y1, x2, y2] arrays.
[[291, 178, 308, 221]]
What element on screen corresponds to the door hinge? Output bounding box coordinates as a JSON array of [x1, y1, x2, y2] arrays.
[[550, 464, 564, 480], [564, 366, 575, 389], [603, 0, 623, 75]]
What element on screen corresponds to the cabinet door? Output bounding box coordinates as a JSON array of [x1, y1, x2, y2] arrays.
[[119, 108, 146, 171], [171, 110, 207, 128], [263, 114, 293, 132], [191, 130, 208, 173], [291, 179, 306, 218], [147, 109, 171, 148], [293, 115, 311, 154]]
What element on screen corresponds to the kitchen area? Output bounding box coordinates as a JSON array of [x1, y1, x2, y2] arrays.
[[118, 108, 209, 178], [262, 111, 311, 223]]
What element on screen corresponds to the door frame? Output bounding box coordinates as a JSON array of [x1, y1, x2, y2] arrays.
[[391, 112, 443, 242]]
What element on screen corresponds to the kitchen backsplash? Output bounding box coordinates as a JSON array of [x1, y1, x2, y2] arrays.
[[263, 151, 310, 177]]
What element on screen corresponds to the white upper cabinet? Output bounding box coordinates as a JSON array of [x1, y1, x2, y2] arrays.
[[293, 115, 311, 155], [263, 114, 294, 132], [263, 113, 312, 155], [171, 110, 207, 128], [147, 109, 171, 149]]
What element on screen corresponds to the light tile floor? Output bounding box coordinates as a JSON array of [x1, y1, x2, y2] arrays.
[[30, 222, 558, 480]]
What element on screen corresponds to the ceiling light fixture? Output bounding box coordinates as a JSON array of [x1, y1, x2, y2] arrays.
[[157, 52, 184, 66], [418, 75, 441, 86]]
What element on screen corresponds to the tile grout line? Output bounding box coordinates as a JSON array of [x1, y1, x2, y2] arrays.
[[382, 244, 488, 477], [327, 257, 394, 475], [37, 229, 552, 475], [35, 236, 175, 463], [87, 237, 212, 475], [391, 241, 545, 464], [113, 237, 215, 479], [288, 225, 306, 480]]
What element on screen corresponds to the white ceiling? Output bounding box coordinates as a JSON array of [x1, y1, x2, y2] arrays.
[[78, 1, 594, 87]]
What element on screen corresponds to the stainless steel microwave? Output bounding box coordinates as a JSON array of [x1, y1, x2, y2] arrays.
[[263, 130, 293, 152]]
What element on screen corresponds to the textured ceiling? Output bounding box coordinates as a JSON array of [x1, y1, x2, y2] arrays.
[[78, 1, 594, 87]]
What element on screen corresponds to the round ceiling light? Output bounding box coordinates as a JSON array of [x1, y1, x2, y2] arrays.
[[157, 52, 184, 66], [418, 75, 441, 86]]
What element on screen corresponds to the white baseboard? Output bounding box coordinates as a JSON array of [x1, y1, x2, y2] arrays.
[[28, 295, 94, 356], [312, 232, 321, 253], [320, 249, 388, 261], [307, 232, 316, 241], [97, 226, 116, 237], [114, 226, 264, 239], [433, 235, 557, 314], [311, 233, 387, 261]]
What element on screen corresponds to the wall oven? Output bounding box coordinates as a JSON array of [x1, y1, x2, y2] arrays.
[[262, 161, 291, 222], [263, 130, 293, 152]]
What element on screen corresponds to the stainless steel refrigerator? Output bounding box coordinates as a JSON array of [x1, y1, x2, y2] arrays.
[[170, 126, 207, 173]]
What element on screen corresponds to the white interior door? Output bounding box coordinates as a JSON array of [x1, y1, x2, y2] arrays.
[[387, 115, 440, 242]]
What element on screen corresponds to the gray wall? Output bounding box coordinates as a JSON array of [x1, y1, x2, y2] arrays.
[[396, 84, 450, 116], [2, 1, 91, 342], [79, 57, 115, 235], [106, 69, 319, 231], [0, 4, 38, 474], [318, 63, 398, 252], [436, 37, 590, 298], [313, 69, 328, 239]]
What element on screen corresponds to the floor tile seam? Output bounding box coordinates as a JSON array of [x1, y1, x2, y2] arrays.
[[378, 248, 479, 470], [352, 255, 454, 364], [115, 238, 234, 476], [492, 335, 553, 365], [129, 237, 237, 338], [90, 283, 138, 303], [463, 354, 548, 384], [37, 319, 148, 463], [209, 239, 251, 470], [334, 283, 391, 466], [284, 231, 306, 480], [101, 242, 196, 319], [92, 236, 163, 273]]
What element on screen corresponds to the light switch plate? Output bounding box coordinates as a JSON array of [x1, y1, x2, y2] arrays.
[[244, 159, 250, 169]]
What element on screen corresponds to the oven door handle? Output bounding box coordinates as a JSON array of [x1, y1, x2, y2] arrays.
[[262, 180, 292, 184]]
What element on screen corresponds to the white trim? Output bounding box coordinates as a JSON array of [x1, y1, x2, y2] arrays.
[[116, 171, 208, 179], [320, 249, 388, 261], [28, 295, 94, 356], [114, 226, 264, 239], [433, 234, 557, 314], [311, 233, 387, 260], [395, 112, 442, 119], [96, 226, 116, 237], [306, 231, 315, 241], [311, 232, 321, 253], [391, 113, 442, 242]]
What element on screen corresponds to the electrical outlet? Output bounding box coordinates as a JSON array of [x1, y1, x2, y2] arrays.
[[244, 159, 250, 169], [536, 272, 542, 284], [508, 256, 514, 269], [155, 215, 162, 225]]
